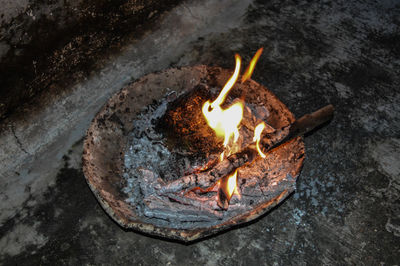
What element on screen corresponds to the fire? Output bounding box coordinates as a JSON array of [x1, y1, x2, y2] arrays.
[[253, 122, 267, 158], [217, 170, 239, 209], [219, 151, 225, 162], [202, 54, 244, 147], [241, 47, 264, 83], [202, 48, 264, 153], [201, 48, 266, 209], [226, 170, 238, 198]]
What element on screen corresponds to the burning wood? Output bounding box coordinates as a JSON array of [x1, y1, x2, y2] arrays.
[[217, 170, 238, 210], [83, 48, 333, 241], [158, 104, 334, 195], [152, 49, 334, 212]]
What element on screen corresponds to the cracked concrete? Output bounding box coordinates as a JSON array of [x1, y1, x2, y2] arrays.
[[1, 0, 399, 264], [9, 124, 30, 155]]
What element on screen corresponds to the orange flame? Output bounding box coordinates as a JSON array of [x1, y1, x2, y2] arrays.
[[253, 122, 266, 158], [241, 47, 263, 83], [226, 170, 238, 198], [202, 54, 244, 147], [202, 48, 265, 165], [219, 151, 225, 162], [199, 49, 269, 210]]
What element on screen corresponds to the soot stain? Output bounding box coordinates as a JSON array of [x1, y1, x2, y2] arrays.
[[0, 0, 182, 123]]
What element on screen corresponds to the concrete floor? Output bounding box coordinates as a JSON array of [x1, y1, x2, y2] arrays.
[[1, 0, 399, 264]]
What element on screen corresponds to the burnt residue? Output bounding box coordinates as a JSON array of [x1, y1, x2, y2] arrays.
[[157, 83, 222, 154], [0, 0, 182, 123]]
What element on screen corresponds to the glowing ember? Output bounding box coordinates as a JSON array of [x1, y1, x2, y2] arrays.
[[202, 54, 244, 147], [253, 122, 267, 158]]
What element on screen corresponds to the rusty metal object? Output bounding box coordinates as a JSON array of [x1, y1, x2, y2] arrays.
[[82, 65, 305, 242]]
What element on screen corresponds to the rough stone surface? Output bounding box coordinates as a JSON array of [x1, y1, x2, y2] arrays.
[[1, 0, 399, 264]]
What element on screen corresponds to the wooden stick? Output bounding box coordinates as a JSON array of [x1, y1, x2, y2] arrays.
[[260, 104, 335, 150], [158, 148, 254, 194]]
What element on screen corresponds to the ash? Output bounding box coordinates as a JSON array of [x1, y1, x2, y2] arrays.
[[122, 91, 213, 227], [122, 94, 168, 217]]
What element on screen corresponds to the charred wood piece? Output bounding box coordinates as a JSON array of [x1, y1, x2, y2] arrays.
[[143, 195, 223, 222]]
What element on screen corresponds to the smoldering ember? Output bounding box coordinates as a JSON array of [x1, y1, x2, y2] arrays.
[[83, 50, 334, 241]]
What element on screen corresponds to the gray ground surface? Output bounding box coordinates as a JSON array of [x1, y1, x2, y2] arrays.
[[1, 0, 399, 264]]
